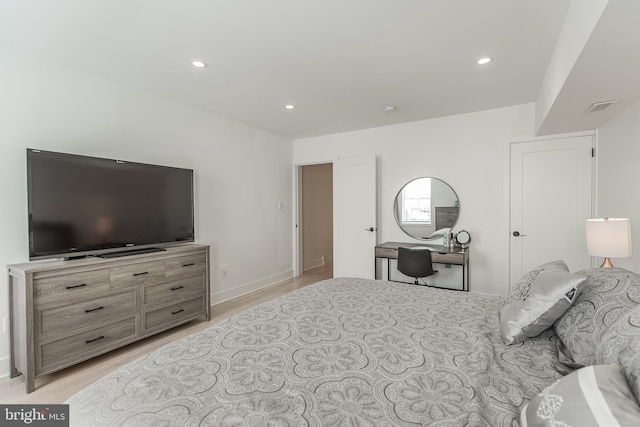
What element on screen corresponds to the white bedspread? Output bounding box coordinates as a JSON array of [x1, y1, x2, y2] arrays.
[[66, 278, 570, 426]]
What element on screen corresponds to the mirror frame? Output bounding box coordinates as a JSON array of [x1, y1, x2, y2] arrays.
[[393, 177, 459, 241]]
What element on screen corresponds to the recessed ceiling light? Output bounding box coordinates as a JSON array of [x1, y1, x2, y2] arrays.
[[191, 60, 207, 68], [477, 57, 492, 65], [285, 104, 295, 110], [384, 105, 397, 112]]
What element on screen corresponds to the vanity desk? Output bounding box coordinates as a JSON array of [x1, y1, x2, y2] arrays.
[[375, 242, 470, 291], [387, 176, 469, 291]]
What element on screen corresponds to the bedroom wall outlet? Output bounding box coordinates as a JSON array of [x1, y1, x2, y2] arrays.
[[222, 265, 228, 277]]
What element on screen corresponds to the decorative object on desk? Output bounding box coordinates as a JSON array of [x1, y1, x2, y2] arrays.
[[397, 246, 437, 285], [585, 218, 632, 268], [455, 230, 471, 250], [393, 177, 459, 240]]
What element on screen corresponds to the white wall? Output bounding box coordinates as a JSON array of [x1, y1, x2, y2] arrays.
[[535, 0, 608, 133], [0, 45, 293, 377], [597, 96, 640, 272], [294, 103, 538, 296]]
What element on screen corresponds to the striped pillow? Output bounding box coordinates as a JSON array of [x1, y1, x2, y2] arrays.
[[521, 365, 640, 427]]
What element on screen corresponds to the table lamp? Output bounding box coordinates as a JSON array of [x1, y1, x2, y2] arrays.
[[586, 218, 632, 268]]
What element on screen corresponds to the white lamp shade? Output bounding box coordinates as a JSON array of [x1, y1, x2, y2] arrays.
[[586, 218, 632, 258]]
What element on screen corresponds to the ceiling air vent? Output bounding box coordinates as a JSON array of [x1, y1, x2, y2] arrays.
[[585, 100, 620, 114]]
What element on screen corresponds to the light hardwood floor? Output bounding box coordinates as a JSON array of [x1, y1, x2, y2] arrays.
[[0, 264, 332, 404]]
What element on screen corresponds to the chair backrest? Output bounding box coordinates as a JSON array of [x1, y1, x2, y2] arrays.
[[397, 247, 435, 278]]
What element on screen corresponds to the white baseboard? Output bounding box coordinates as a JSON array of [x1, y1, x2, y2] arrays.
[[0, 356, 9, 380], [211, 269, 294, 305], [303, 257, 325, 271]]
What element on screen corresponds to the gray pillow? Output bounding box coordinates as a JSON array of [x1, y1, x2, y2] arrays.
[[500, 260, 585, 345], [521, 364, 640, 427], [554, 267, 640, 366], [596, 304, 640, 405]]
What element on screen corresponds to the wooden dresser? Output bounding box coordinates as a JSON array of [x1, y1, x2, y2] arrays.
[[7, 244, 210, 393], [434, 206, 459, 231]]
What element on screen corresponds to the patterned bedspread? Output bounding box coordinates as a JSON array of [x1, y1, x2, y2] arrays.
[[66, 278, 570, 426]]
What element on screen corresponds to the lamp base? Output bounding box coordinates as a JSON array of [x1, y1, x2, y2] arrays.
[[600, 257, 614, 268]]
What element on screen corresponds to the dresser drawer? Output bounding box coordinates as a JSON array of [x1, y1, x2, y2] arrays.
[[38, 317, 137, 374], [143, 296, 205, 333], [436, 207, 459, 216], [431, 252, 464, 264], [33, 269, 110, 307], [144, 276, 205, 310], [110, 260, 166, 290], [165, 253, 207, 279], [375, 247, 398, 259], [39, 290, 137, 336]]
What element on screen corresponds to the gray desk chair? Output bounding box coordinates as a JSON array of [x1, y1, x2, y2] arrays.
[[397, 247, 437, 285]]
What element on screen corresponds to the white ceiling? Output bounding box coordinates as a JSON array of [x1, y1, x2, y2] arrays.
[[2, 0, 633, 140]]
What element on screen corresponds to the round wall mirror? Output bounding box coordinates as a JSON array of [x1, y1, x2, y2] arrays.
[[393, 177, 459, 240]]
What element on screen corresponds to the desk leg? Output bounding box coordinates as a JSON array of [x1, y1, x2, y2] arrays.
[[464, 260, 470, 292], [463, 263, 466, 291]]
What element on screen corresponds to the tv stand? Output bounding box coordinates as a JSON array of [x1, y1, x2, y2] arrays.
[[97, 247, 166, 259], [7, 244, 210, 393]]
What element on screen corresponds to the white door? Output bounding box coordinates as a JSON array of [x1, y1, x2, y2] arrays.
[[510, 135, 593, 286], [333, 155, 377, 278]]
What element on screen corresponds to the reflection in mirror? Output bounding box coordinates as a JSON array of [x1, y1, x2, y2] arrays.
[[393, 177, 459, 240]]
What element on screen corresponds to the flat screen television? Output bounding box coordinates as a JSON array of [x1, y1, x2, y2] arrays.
[[27, 149, 195, 260]]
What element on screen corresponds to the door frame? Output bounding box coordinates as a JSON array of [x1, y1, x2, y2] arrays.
[[504, 130, 597, 288], [293, 160, 334, 277]]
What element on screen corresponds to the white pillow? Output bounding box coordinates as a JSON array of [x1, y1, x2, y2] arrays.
[[521, 365, 640, 427], [428, 227, 450, 238], [500, 260, 585, 345]]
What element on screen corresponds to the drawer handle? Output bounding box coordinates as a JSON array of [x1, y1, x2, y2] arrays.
[[86, 336, 105, 344], [85, 306, 104, 313], [170, 285, 184, 291], [133, 271, 149, 276], [171, 309, 185, 315], [66, 283, 87, 290], [182, 263, 195, 267]]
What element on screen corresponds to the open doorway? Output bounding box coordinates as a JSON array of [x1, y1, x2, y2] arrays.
[[296, 163, 333, 276]]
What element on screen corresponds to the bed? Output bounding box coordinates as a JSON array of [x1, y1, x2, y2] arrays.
[[66, 266, 640, 426]]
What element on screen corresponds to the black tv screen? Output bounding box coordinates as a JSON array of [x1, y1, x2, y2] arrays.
[[27, 149, 195, 260]]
